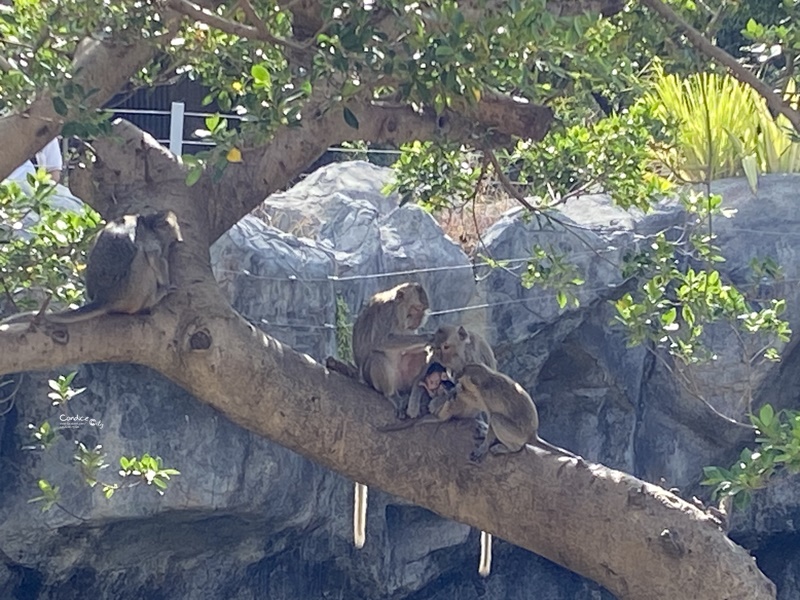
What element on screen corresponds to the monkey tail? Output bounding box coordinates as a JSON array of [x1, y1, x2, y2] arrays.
[[479, 530, 493, 577], [325, 356, 359, 379], [354, 482, 368, 549], [44, 301, 108, 324], [375, 414, 441, 432], [532, 437, 584, 462]]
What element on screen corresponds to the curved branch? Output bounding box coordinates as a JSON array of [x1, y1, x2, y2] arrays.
[[77, 87, 551, 241], [0, 16, 178, 182], [0, 289, 775, 600], [641, 0, 800, 134], [69, 119, 189, 217], [208, 89, 553, 240]]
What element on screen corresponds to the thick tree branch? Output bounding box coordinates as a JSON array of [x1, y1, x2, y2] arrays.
[[0, 285, 776, 600], [0, 18, 177, 182], [641, 0, 800, 134], [69, 120, 191, 217], [207, 90, 553, 239], [0, 126, 775, 598], [75, 90, 553, 240]]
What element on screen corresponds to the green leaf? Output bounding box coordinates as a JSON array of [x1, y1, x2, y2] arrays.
[[250, 64, 271, 86], [343, 107, 359, 130], [52, 96, 68, 116], [205, 114, 221, 132], [434, 45, 455, 60], [681, 305, 695, 328], [759, 404, 775, 427], [556, 290, 567, 309], [185, 167, 202, 187]]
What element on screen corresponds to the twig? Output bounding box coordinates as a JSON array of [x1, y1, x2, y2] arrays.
[[641, 0, 800, 135], [484, 146, 622, 271], [0, 278, 18, 312], [167, 0, 306, 50], [484, 147, 537, 212], [0, 373, 23, 416]]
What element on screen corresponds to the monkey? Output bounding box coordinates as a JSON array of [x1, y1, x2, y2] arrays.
[[45, 210, 182, 324], [405, 325, 498, 576], [406, 325, 496, 419], [406, 361, 455, 418], [432, 324, 497, 375], [377, 362, 497, 578], [352, 282, 432, 418], [350, 281, 432, 550], [450, 363, 585, 465]]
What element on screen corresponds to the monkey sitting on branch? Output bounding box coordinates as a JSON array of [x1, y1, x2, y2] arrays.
[[406, 324, 497, 419], [432, 324, 497, 375], [49, 210, 182, 323], [350, 281, 433, 550], [352, 282, 433, 419], [2, 210, 182, 327], [451, 363, 586, 465]]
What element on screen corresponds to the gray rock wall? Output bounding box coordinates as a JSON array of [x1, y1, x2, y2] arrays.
[[1, 162, 798, 600]]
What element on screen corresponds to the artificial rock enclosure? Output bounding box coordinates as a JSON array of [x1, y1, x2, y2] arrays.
[[1, 161, 799, 599]]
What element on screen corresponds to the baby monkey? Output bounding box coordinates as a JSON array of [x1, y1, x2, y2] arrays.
[[406, 324, 496, 419], [415, 362, 455, 416], [450, 363, 585, 464], [47, 210, 182, 323]]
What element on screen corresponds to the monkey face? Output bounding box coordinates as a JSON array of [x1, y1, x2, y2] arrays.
[[406, 303, 427, 329], [396, 284, 429, 330], [423, 371, 443, 393], [432, 326, 467, 369]]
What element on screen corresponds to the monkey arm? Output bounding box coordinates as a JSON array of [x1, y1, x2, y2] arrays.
[[380, 332, 433, 351], [406, 382, 428, 419]]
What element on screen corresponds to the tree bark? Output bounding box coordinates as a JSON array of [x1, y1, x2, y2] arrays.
[[0, 289, 776, 600], [0, 124, 777, 600], [0, 19, 177, 182]]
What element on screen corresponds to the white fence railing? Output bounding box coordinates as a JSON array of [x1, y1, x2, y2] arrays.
[[110, 102, 405, 158]]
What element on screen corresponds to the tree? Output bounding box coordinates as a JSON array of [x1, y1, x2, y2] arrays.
[[0, 1, 788, 598]]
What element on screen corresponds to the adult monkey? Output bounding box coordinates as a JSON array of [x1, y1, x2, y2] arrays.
[[351, 281, 432, 549], [431, 324, 497, 577], [47, 210, 182, 323], [407, 324, 496, 419], [451, 363, 585, 464], [1, 210, 182, 326], [433, 324, 497, 374]]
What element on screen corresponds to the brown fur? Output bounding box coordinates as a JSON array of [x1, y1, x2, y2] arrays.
[[407, 325, 496, 419], [45, 210, 182, 324], [452, 363, 584, 464], [432, 325, 497, 375], [350, 282, 432, 550], [352, 282, 431, 416]]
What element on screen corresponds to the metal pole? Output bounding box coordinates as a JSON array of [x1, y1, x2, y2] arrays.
[[169, 101, 185, 156]]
